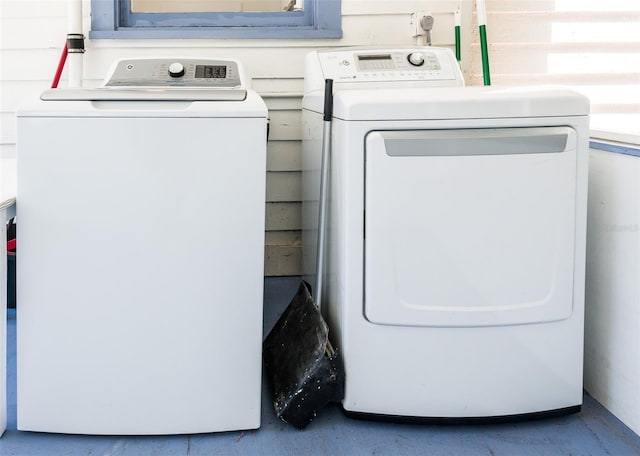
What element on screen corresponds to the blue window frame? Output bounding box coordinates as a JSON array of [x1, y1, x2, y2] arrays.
[[90, 0, 342, 39]]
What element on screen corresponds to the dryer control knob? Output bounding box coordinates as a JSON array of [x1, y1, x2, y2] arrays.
[[168, 62, 185, 78], [408, 52, 425, 66]]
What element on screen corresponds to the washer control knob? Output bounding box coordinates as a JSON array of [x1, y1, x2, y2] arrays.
[[407, 52, 425, 66], [168, 62, 185, 78]]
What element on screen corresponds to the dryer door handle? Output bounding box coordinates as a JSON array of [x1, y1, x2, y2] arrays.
[[376, 127, 575, 157]]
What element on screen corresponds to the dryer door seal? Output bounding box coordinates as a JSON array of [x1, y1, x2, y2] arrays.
[[364, 126, 578, 327]]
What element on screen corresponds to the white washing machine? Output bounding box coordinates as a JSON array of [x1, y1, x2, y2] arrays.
[[16, 58, 267, 434], [302, 47, 589, 420]]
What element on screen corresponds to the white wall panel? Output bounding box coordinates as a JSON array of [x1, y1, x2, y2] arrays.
[[0, 0, 70, 18], [585, 148, 640, 436], [252, 77, 303, 94], [267, 110, 301, 141], [266, 141, 301, 171], [0, 50, 67, 81], [1, 81, 50, 112], [265, 202, 300, 231], [0, 115, 17, 145], [0, 145, 17, 199], [0, 17, 69, 48], [265, 172, 301, 203]]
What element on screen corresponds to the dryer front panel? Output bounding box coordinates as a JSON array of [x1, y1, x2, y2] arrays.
[[364, 127, 578, 327]]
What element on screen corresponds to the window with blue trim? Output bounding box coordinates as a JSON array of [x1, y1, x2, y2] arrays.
[[90, 0, 342, 39]]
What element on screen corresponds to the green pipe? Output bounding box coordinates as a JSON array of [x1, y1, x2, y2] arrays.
[[454, 8, 461, 63], [479, 24, 491, 85]]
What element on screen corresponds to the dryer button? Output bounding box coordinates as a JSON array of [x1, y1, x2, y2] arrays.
[[408, 52, 425, 66]]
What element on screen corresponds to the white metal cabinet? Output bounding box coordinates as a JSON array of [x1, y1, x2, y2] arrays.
[[303, 48, 589, 419], [16, 59, 268, 435]]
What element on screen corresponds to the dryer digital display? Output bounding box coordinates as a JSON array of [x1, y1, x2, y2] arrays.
[[356, 54, 395, 71]]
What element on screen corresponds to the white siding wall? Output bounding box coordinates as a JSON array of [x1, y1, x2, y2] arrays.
[[0, 0, 471, 275], [585, 147, 640, 436]]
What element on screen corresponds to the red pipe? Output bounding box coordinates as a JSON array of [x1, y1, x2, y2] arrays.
[[51, 42, 68, 89]]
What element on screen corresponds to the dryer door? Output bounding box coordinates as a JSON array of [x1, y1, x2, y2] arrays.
[[364, 126, 578, 327]]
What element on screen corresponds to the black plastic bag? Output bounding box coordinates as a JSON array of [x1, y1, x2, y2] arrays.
[[263, 281, 344, 429]]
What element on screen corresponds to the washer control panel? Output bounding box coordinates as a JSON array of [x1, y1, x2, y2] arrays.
[[316, 48, 463, 84], [103, 58, 243, 88]]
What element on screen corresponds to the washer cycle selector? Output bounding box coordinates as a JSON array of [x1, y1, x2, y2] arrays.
[[407, 53, 425, 66], [168, 62, 185, 78]]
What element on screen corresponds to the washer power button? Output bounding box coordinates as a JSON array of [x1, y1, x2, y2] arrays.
[[168, 62, 185, 78]]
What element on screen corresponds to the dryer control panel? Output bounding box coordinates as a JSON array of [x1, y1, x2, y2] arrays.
[[103, 58, 243, 88], [304, 47, 464, 92]]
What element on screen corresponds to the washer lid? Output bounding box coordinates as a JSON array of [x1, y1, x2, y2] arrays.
[[17, 90, 267, 118], [305, 86, 589, 120], [40, 87, 247, 102]]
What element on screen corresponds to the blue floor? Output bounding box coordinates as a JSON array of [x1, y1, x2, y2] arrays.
[[1, 276, 639, 455]]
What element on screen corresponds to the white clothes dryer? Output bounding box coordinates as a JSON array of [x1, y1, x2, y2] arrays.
[[302, 47, 589, 420], [16, 58, 267, 434]]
